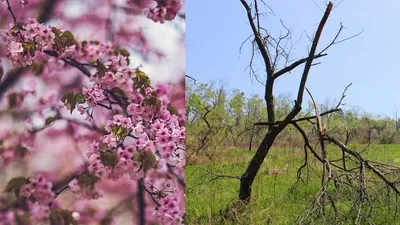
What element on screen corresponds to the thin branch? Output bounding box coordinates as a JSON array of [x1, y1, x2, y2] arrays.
[[295, 2, 333, 107], [43, 50, 92, 77], [5, 0, 23, 38], [273, 2, 333, 135], [273, 54, 327, 79], [185, 74, 196, 84], [254, 108, 340, 126], [318, 23, 363, 56], [335, 83, 352, 109], [324, 135, 400, 195], [240, 0, 273, 77]]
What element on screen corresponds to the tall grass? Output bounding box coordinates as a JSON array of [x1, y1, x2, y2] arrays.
[[186, 144, 400, 225]]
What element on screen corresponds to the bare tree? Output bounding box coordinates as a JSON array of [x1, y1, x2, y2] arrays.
[[230, 1, 400, 223], [238, 0, 342, 202]]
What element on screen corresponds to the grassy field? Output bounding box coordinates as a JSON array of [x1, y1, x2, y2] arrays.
[[186, 144, 400, 225]]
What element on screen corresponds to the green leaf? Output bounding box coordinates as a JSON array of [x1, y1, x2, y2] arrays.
[[100, 151, 120, 168], [111, 88, 127, 98], [112, 125, 122, 135], [51, 27, 62, 36], [61, 210, 78, 225], [61, 90, 88, 113], [96, 60, 107, 77], [4, 177, 28, 193], [132, 151, 157, 174], [100, 217, 114, 225], [143, 95, 161, 108], [52, 27, 63, 51], [74, 93, 88, 105], [61, 30, 78, 48], [191, 94, 203, 108], [111, 125, 130, 139], [45, 115, 59, 125], [115, 47, 130, 64], [61, 90, 74, 101], [22, 40, 37, 56], [8, 92, 24, 109], [120, 127, 130, 138], [15, 213, 31, 225], [15, 145, 28, 157], [31, 61, 45, 75], [10, 22, 25, 34], [49, 209, 63, 225], [10, 26, 19, 34], [132, 70, 151, 89], [142, 151, 157, 174], [132, 151, 142, 162], [120, 48, 130, 57], [81, 40, 88, 48], [167, 105, 179, 116], [77, 173, 100, 189], [50, 209, 78, 225], [8, 93, 18, 109]]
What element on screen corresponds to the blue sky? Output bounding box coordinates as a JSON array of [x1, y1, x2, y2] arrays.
[[186, 0, 400, 117]]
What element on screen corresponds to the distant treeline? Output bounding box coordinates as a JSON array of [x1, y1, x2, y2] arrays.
[[186, 81, 400, 155]]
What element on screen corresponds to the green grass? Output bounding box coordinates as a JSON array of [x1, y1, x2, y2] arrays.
[[186, 144, 400, 225]]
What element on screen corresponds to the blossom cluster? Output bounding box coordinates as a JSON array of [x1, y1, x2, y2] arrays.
[[2, 18, 57, 67], [15, 174, 55, 223], [146, 0, 182, 23], [1, 0, 182, 23], [20, 174, 55, 205], [0, 129, 34, 169], [82, 84, 105, 107], [0, 1, 184, 224]]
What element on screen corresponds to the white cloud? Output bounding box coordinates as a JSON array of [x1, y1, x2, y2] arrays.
[[136, 17, 185, 84]]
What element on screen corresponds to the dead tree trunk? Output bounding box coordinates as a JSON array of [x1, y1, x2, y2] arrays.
[[238, 0, 334, 202], [239, 130, 277, 200]]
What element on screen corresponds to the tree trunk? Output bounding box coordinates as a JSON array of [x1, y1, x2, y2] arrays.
[[238, 131, 278, 201]]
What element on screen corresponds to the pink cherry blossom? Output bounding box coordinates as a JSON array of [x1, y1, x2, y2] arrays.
[[0, 0, 185, 224]]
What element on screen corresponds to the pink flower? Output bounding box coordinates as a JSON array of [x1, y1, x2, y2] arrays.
[[121, 117, 133, 128], [132, 122, 145, 137], [82, 84, 106, 107], [134, 133, 149, 147], [103, 134, 118, 148], [77, 105, 85, 115], [0, 211, 15, 225], [8, 41, 23, 55], [88, 160, 108, 178], [127, 103, 144, 115], [146, 0, 182, 23], [28, 201, 50, 220], [151, 120, 165, 131], [87, 140, 100, 159], [156, 135, 168, 146], [68, 178, 104, 200], [19, 174, 55, 205]]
